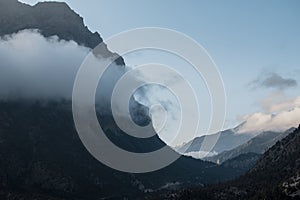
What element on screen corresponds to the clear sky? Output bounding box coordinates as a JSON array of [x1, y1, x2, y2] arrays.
[[20, 0, 300, 134]]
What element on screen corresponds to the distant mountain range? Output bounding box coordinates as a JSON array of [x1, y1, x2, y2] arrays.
[[155, 125, 300, 199], [176, 122, 296, 167], [205, 128, 296, 164], [175, 124, 254, 158]]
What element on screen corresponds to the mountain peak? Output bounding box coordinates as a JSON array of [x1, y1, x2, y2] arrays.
[[34, 1, 70, 8], [0, 0, 125, 65]]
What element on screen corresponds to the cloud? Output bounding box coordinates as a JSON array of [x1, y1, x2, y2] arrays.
[[257, 90, 300, 113], [238, 95, 300, 133], [0, 29, 125, 101], [0, 29, 187, 146], [251, 72, 297, 91], [241, 72, 299, 134], [263, 95, 300, 113], [0, 30, 89, 99]]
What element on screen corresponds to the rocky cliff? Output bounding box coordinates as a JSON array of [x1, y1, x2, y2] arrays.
[[0, 0, 124, 65]]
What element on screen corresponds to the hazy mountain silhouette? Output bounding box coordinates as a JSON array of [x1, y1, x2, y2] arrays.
[[176, 125, 253, 157], [206, 128, 295, 164]]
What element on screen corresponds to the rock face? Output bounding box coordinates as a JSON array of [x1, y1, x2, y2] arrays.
[[0, 0, 124, 65]]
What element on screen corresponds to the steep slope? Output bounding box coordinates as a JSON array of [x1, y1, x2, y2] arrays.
[[0, 0, 124, 65], [220, 152, 261, 176], [0, 101, 250, 200], [161, 124, 300, 200], [206, 128, 295, 164]]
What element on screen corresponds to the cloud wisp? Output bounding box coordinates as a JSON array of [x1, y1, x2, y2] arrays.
[[251, 72, 297, 91]]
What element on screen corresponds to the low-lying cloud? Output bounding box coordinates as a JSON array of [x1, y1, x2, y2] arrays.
[[0, 30, 89, 99], [0, 29, 126, 102], [0, 29, 185, 145], [239, 95, 300, 133]]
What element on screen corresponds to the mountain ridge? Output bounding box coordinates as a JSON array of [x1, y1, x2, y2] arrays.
[[206, 128, 296, 163], [0, 0, 124, 65], [176, 126, 254, 158]]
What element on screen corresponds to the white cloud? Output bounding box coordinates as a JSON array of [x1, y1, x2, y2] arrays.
[[0, 29, 125, 101], [266, 96, 300, 113], [0, 30, 90, 100], [239, 96, 300, 133]]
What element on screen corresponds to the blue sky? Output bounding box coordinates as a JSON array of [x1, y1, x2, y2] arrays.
[[20, 0, 300, 132]]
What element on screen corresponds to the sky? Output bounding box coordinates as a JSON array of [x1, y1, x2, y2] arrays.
[[18, 0, 300, 137]]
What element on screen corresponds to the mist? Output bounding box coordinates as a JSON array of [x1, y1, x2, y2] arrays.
[[0, 29, 244, 146], [0, 30, 90, 100], [0, 29, 129, 102], [0, 29, 181, 144]]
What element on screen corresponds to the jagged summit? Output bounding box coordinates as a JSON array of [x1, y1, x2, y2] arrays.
[[34, 1, 70, 8], [0, 0, 124, 65]]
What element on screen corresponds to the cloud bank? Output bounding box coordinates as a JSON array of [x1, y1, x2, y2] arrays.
[[0, 30, 186, 145], [0, 30, 90, 100], [0, 29, 126, 102], [239, 95, 300, 133]]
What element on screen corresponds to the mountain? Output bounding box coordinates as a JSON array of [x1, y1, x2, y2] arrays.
[[158, 124, 300, 200], [176, 125, 254, 158], [0, 101, 249, 199], [0, 1, 254, 199], [0, 0, 124, 65], [220, 152, 261, 175], [206, 128, 295, 164]]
